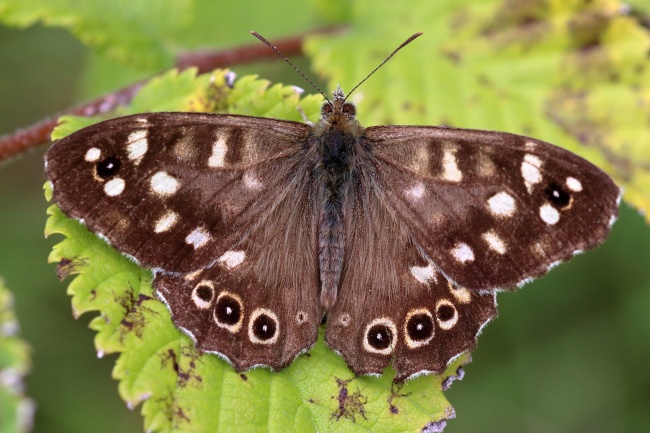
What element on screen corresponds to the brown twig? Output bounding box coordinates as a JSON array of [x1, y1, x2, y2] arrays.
[[0, 27, 340, 162]]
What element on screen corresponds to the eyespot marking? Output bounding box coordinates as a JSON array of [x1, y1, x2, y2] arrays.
[[363, 318, 397, 355], [436, 300, 459, 330], [191, 280, 215, 309], [338, 313, 351, 327], [404, 308, 435, 349], [213, 291, 244, 333], [248, 308, 280, 345]]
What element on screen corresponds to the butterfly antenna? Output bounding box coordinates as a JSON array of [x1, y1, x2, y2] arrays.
[[345, 32, 423, 101], [250, 31, 332, 105]]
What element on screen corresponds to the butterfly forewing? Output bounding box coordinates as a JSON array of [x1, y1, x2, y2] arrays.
[[46, 112, 311, 273], [368, 126, 620, 290]]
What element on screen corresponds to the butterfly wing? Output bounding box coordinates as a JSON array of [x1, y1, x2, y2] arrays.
[[46, 112, 323, 370], [367, 126, 620, 291], [46, 112, 311, 273], [325, 179, 497, 379]]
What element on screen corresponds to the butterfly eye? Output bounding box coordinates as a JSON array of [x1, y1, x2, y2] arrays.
[[544, 182, 572, 209], [342, 103, 356, 116], [321, 103, 333, 116], [95, 156, 122, 178]]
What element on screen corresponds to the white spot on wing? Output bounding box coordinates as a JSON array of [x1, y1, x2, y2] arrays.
[[154, 211, 178, 233], [482, 230, 507, 254], [150, 171, 180, 195], [566, 176, 583, 192], [104, 178, 125, 196], [209, 136, 228, 167], [85, 147, 101, 162], [243, 173, 262, 190], [441, 148, 463, 182], [521, 154, 542, 193], [487, 192, 516, 217], [539, 203, 560, 225], [448, 282, 471, 304], [185, 227, 210, 249], [410, 264, 436, 284], [127, 130, 148, 164], [451, 242, 475, 263], [406, 182, 426, 200], [218, 250, 246, 269]]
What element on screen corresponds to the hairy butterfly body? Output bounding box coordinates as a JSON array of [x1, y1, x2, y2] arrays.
[[45, 37, 620, 381]]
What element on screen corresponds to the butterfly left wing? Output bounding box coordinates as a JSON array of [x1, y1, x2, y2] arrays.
[[46, 112, 324, 371], [46, 112, 311, 273], [367, 126, 620, 291]]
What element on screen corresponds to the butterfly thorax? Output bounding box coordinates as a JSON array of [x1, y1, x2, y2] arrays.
[[313, 88, 367, 309]]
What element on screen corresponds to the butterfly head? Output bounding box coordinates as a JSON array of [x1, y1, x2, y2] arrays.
[[316, 85, 364, 136]]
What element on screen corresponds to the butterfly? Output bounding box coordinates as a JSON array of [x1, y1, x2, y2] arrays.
[[45, 33, 620, 381]]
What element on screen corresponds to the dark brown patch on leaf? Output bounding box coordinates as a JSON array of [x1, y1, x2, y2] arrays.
[[56, 257, 87, 280], [331, 378, 367, 422]]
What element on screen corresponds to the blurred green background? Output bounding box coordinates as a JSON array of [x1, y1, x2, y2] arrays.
[[1, 8, 649, 433]]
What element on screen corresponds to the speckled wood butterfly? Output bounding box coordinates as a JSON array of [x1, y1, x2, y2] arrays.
[[45, 33, 619, 381]]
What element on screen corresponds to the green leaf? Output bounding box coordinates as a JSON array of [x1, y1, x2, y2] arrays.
[[46, 69, 463, 432], [304, 0, 650, 220], [0, 279, 34, 433]]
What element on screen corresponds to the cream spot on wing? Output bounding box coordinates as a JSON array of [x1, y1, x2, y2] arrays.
[[406, 182, 426, 200], [441, 148, 463, 182], [451, 242, 475, 263], [154, 211, 178, 233], [525, 141, 537, 150], [410, 264, 436, 284], [521, 154, 542, 193], [540, 204, 560, 225], [477, 153, 496, 177], [136, 117, 149, 125], [482, 230, 507, 254], [243, 172, 263, 190], [410, 146, 430, 173], [487, 192, 516, 217], [185, 227, 210, 249], [126, 130, 148, 164], [85, 147, 101, 162], [448, 282, 471, 304], [218, 250, 246, 269], [150, 171, 180, 195], [566, 176, 583, 192], [208, 136, 228, 167], [104, 178, 125, 196]]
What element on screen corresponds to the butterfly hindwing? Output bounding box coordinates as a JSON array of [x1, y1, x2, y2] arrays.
[[368, 126, 620, 291]]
